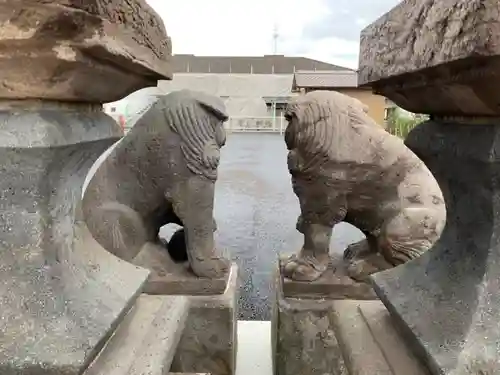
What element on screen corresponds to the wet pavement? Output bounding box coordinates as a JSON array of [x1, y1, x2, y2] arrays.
[[212, 133, 364, 320]]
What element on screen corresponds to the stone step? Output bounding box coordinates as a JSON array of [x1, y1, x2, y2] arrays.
[[332, 301, 392, 375], [333, 300, 429, 375], [84, 294, 189, 375]]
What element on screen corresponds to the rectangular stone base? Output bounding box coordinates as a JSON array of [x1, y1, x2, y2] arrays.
[[280, 256, 377, 300], [272, 267, 428, 375], [133, 242, 229, 295], [170, 264, 238, 375]]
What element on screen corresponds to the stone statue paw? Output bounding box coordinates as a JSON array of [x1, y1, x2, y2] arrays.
[[283, 252, 329, 282], [343, 239, 376, 261], [346, 253, 393, 282], [190, 255, 230, 279]]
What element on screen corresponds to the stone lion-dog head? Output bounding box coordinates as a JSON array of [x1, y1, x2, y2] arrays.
[[159, 89, 228, 181], [284, 90, 379, 174]]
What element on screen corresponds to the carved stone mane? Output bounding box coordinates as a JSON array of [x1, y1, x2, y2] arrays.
[[284, 91, 381, 176], [158, 89, 228, 181]]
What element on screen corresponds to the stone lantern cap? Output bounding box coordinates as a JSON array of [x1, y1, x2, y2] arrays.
[[358, 0, 500, 116], [0, 0, 172, 103]]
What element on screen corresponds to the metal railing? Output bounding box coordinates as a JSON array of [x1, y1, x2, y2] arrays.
[[225, 116, 286, 134], [108, 110, 418, 140]]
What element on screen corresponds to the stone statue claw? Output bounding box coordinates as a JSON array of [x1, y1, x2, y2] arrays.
[[190, 255, 230, 279], [282, 252, 329, 281], [343, 239, 376, 261], [346, 253, 393, 282]]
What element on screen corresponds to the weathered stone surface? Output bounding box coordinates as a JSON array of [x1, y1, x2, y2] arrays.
[[358, 0, 500, 115], [134, 242, 229, 295], [358, 303, 428, 375], [372, 121, 500, 375], [83, 90, 230, 279], [280, 256, 376, 300], [0, 0, 172, 102], [273, 296, 348, 375], [282, 90, 445, 282], [84, 295, 189, 375], [0, 102, 149, 375], [170, 264, 238, 375], [273, 269, 428, 375]]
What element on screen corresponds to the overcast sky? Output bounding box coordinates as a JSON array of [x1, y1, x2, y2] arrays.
[[146, 0, 400, 69]]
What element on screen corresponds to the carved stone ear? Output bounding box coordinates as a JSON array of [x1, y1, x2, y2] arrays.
[[350, 96, 369, 114], [215, 124, 226, 147], [199, 101, 228, 121], [193, 91, 229, 121]]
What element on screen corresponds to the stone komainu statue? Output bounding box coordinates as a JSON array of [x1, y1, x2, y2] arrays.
[[283, 90, 446, 282], [82, 89, 229, 278]]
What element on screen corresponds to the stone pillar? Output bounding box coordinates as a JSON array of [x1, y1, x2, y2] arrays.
[[134, 244, 239, 375], [169, 264, 239, 375], [272, 258, 427, 375], [359, 1, 500, 374], [0, 2, 172, 374]]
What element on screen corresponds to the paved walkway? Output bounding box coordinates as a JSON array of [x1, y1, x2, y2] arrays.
[[212, 133, 364, 320]]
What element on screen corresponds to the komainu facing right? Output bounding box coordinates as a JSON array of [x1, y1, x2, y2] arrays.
[[283, 90, 446, 282]]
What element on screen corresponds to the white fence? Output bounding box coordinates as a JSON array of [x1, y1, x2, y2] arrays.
[[225, 116, 286, 134], [108, 112, 288, 135]]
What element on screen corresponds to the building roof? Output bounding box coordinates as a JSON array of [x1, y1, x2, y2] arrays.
[[158, 73, 294, 99], [172, 54, 352, 74], [292, 70, 360, 89]]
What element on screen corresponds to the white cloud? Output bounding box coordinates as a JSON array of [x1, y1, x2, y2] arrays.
[[298, 37, 360, 69], [146, 0, 360, 67]]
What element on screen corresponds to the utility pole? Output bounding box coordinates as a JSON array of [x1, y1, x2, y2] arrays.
[[272, 24, 279, 54]]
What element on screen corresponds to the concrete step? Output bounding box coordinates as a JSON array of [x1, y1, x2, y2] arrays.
[[84, 294, 189, 375], [332, 300, 429, 375]]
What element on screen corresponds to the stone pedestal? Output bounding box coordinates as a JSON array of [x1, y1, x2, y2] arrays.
[[358, 1, 500, 374], [132, 239, 238, 375], [0, 102, 150, 375], [272, 265, 427, 375], [279, 256, 376, 300], [133, 241, 230, 296], [169, 264, 239, 375], [0, 1, 173, 374], [374, 122, 500, 374]]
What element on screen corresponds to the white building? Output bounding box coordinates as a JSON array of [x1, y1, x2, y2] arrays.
[[104, 54, 351, 132]]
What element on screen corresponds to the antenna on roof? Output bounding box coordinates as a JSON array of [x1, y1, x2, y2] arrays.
[[272, 23, 279, 54]]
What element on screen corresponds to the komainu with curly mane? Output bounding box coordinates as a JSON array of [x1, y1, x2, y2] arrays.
[[82, 89, 229, 278], [283, 90, 446, 282]]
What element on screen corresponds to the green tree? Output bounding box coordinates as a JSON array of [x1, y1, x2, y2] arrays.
[[386, 109, 428, 139]]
